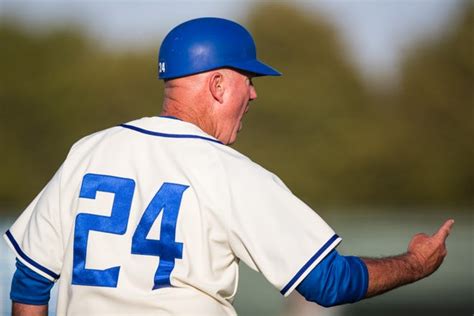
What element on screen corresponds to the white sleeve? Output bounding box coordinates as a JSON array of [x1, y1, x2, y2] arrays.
[[3, 165, 64, 282], [226, 162, 341, 296]]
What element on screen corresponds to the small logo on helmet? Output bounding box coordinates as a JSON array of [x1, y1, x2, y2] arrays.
[[159, 62, 166, 73]]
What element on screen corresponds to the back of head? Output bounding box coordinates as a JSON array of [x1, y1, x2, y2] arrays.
[[158, 17, 281, 80]]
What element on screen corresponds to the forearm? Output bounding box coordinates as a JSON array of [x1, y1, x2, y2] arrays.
[[362, 252, 424, 298], [12, 302, 47, 316]]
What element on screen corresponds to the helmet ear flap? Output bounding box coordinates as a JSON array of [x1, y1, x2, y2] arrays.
[[158, 17, 281, 80]]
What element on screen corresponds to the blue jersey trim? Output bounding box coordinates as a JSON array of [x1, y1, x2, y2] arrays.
[[5, 230, 60, 280], [280, 234, 340, 295], [159, 115, 182, 121], [120, 124, 223, 145]]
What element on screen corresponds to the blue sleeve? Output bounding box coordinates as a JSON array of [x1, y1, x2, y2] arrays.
[[296, 249, 368, 307], [11, 259, 55, 305]]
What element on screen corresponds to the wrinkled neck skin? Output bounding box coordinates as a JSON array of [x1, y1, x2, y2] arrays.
[[160, 74, 218, 141]]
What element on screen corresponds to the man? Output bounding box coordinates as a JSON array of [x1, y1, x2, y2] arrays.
[[5, 17, 452, 316]]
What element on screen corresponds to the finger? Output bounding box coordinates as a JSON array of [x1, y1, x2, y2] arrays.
[[433, 219, 455, 240]]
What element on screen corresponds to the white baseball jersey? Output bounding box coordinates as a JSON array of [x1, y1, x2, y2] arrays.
[[4, 116, 341, 315]]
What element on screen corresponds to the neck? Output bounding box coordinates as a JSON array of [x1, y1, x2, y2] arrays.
[[161, 75, 218, 139], [161, 98, 217, 137]]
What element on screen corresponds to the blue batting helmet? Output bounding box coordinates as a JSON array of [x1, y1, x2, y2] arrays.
[[158, 17, 281, 80]]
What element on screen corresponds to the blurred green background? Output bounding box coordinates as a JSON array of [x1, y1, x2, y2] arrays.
[[0, 1, 472, 315]]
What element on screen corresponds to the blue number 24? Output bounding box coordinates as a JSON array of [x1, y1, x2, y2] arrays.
[[72, 173, 188, 290]]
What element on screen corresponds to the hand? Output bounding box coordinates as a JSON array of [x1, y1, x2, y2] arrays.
[[406, 219, 454, 279]]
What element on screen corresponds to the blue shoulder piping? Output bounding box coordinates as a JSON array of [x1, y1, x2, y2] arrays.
[[119, 124, 223, 145]]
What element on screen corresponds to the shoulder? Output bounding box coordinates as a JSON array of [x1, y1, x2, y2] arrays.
[[66, 117, 158, 157], [212, 145, 290, 192], [68, 125, 123, 155]]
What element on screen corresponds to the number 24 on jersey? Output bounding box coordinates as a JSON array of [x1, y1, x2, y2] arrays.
[[72, 173, 188, 290]]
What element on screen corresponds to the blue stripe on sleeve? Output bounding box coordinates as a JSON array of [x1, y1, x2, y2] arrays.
[[296, 249, 369, 307], [5, 230, 60, 280], [281, 234, 340, 295], [11, 259, 55, 305]]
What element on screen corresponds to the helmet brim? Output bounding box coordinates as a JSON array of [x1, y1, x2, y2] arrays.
[[160, 59, 282, 80], [228, 59, 282, 77]]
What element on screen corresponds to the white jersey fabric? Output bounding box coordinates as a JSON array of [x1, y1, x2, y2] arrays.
[[4, 116, 341, 315]]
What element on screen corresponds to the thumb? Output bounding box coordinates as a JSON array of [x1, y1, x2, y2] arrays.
[[433, 219, 454, 241]]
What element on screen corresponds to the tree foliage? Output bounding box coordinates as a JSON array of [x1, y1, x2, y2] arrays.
[[233, 3, 473, 209], [0, 3, 472, 211], [0, 23, 163, 206]]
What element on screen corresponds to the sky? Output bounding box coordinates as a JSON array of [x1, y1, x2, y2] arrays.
[[0, 0, 464, 83]]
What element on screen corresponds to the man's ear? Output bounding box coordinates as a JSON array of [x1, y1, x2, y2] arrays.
[[209, 71, 225, 104]]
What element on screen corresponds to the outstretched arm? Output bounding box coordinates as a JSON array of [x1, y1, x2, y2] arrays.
[[363, 219, 454, 298], [296, 219, 454, 307]]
